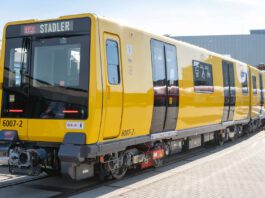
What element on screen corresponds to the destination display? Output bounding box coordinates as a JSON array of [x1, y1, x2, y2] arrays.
[[21, 20, 74, 35], [6, 18, 91, 38], [193, 60, 213, 86]]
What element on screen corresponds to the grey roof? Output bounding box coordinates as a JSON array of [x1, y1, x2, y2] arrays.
[[172, 30, 265, 66]]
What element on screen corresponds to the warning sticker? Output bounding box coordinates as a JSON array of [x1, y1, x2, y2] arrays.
[[66, 122, 84, 130]]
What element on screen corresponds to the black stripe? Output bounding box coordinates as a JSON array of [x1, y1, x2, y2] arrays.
[[150, 39, 179, 133], [222, 61, 235, 122], [259, 74, 264, 113]]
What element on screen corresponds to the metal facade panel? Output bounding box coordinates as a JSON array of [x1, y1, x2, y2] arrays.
[[173, 35, 265, 66]]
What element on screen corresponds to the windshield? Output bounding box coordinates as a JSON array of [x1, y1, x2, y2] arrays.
[[30, 36, 89, 119], [2, 34, 90, 120], [33, 39, 83, 89]]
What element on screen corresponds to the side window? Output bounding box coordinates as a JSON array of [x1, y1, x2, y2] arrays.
[[106, 40, 120, 85], [165, 44, 178, 85], [4, 38, 29, 88], [241, 71, 248, 94], [252, 75, 257, 95], [193, 60, 213, 92], [151, 40, 166, 86], [8, 47, 28, 87]]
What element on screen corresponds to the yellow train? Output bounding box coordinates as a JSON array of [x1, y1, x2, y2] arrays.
[[0, 13, 264, 180]]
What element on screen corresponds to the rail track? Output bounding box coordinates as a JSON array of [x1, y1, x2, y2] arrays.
[[0, 167, 49, 189]]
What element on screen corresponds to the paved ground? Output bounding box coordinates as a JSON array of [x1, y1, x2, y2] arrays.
[[74, 131, 265, 198]]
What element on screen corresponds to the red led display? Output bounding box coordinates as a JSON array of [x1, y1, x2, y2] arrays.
[[23, 25, 36, 35]]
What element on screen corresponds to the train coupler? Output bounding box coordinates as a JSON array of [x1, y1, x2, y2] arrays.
[[0, 130, 49, 176], [8, 147, 47, 176]]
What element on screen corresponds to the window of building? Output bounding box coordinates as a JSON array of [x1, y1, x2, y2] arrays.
[[252, 75, 257, 95], [106, 40, 120, 85], [193, 60, 213, 92]]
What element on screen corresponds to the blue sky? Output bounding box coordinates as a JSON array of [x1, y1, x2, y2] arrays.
[[1, 0, 265, 37]]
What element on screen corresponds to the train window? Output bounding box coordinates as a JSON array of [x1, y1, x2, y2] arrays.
[[30, 35, 89, 119], [33, 43, 81, 88], [252, 75, 257, 95], [241, 71, 248, 94], [8, 48, 28, 87], [192, 60, 213, 93], [106, 40, 120, 85], [4, 38, 29, 88], [151, 40, 166, 86], [165, 44, 178, 85]]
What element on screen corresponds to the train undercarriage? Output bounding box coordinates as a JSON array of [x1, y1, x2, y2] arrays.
[[0, 120, 262, 181]]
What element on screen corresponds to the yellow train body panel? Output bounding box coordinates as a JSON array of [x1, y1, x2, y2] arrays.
[[233, 63, 250, 121], [249, 66, 262, 119], [176, 49, 224, 129], [97, 18, 154, 142]]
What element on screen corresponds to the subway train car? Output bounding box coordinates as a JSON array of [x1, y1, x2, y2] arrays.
[[0, 13, 264, 180]]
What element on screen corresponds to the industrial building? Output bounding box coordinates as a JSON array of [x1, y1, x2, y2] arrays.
[[172, 30, 265, 67]]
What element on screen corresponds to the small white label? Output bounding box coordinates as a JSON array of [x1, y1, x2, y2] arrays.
[[83, 169, 89, 174], [66, 122, 84, 130], [127, 44, 133, 56]]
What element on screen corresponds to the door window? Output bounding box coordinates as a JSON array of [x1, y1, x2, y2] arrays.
[[252, 75, 257, 95], [106, 40, 120, 85]]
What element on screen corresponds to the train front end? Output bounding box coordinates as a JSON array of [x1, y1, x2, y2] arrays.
[[0, 14, 100, 180]]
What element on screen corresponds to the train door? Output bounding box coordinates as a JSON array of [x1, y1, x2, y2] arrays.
[[259, 73, 264, 113], [222, 60, 236, 122], [102, 33, 123, 139], [150, 39, 179, 133]]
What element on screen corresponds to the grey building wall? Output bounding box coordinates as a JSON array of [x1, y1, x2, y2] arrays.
[[172, 30, 265, 66]]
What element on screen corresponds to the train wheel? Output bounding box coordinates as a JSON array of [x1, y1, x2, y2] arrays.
[[230, 127, 237, 142], [249, 122, 254, 134], [237, 125, 243, 137], [243, 124, 250, 136], [111, 166, 127, 180], [105, 152, 128, 180], [217, 132, 225, 146], [154, 158, 163, 168]]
